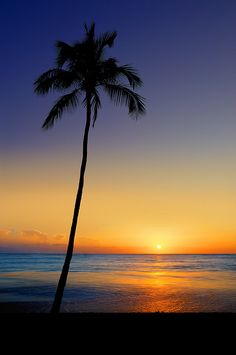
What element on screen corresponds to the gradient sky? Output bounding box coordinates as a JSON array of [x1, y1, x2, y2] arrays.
[[1, 0, 236, 253]]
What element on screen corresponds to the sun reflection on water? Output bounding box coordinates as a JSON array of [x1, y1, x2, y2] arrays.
[[1, 254, 236, 312]]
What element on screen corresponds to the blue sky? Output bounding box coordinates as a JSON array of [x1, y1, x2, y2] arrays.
[[1, 0, 236, 158]]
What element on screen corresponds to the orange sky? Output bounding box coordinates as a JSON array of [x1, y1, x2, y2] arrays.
[[1, 143, 236, 254]]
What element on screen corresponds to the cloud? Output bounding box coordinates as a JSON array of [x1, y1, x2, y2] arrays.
[[0, 228, 16, 239], [54, 234, 65, 241], [0, 228, 153, 254], [0, 228, 102, 253], [21, 229, 48, 243], [0, 229, 20, 245], [0, 228, 67, 252]]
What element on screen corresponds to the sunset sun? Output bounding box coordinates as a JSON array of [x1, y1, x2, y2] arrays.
[[156, 244, 162, 250]]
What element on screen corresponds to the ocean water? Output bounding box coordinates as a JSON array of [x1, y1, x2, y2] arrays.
[[0, 253, 236, 312]]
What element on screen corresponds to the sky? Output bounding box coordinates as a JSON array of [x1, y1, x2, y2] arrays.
[[0, 0, 236, 254]]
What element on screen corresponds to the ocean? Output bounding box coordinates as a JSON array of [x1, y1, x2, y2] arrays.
[[0, 253, 236, 312]]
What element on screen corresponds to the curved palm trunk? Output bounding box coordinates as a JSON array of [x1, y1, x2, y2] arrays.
[[51, 94, 91, 314]]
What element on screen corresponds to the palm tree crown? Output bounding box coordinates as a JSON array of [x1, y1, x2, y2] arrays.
[[34, 22, 145, 128]]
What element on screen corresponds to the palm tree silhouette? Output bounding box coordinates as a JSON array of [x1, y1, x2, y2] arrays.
[[34, 23, 145, 313]]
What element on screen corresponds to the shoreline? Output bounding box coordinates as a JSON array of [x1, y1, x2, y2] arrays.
[[1, 301, 236, 315], [1, 301, 236, 317]]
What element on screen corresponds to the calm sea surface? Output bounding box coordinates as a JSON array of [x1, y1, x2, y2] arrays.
[[0, 253, 236, 312]]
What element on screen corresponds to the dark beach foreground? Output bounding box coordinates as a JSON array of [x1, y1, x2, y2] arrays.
[[1, 304, 234, 351], [1, 312, 235, 349], [1, 302, 235, 334]]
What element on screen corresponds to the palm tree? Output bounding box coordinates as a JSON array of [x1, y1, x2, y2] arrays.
[[34, 23, 145, 313]]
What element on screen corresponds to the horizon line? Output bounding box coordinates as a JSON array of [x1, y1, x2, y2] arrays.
[[0, 251, 236, 256]]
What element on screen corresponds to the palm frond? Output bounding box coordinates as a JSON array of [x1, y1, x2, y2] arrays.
[[104, 83, 146, 117], [42, 89, 79, 129], [91, 89, 101, 127], [97, 31, 117, 50], [117, 65, 143, 89], [84, 22, 95, 40], [98, 60, 142, 89], [98, 58, 119, 83], [34, 69, 77, 95], [55, 41, 74, 67]]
